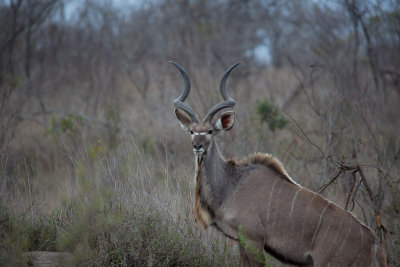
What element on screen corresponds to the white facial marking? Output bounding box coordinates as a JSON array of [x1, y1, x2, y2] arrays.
[[193, 148, 205, 155], [192, 131, 212, 141]]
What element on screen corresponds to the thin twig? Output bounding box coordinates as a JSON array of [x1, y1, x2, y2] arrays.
[[283, 111, 324, 157], [345, 171, 357, 210], [357, 166, 381, 228], [319, 169, 343, 194], [350, 177, 363, 212]]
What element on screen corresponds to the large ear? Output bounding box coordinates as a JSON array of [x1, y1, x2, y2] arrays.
[[175, 109, 192, 131], [214, 111, 235, 131]]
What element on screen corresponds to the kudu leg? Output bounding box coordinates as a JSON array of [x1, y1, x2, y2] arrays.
[[239, 245, 251, 267], [239, 241, 264, 267]]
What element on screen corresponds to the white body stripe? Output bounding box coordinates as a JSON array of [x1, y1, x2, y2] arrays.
[[335, 217, 353, 257], [290, 188, 302, 219], [266, 180, 279, 222], [311, 203, 330, 247], [301, 195, 317, 239], [322, 216, 346, 260], [272, 182, 285, 230]]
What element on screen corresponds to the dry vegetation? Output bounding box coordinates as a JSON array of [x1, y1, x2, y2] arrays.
[[0, 0, 399, 266]]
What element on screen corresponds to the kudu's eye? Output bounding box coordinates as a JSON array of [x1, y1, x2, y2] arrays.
[[208, 130, 213, 134], [190, 130, 194, 134]]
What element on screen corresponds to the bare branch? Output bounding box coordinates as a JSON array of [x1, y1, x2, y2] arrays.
[[283, 111, 324, 157]]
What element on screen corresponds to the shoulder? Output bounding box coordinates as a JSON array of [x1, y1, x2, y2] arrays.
[[228, 153, 299, 186]]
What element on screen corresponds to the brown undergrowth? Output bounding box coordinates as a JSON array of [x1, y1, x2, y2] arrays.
[[0, 137, 238, 266]]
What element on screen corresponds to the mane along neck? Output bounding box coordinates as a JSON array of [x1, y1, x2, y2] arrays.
[[228, 152, 299, 186]]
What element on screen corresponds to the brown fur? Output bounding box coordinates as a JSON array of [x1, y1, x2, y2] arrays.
[[229, 153, 296, 185], [221, 113, 233, 128], [194, 164, 212, 229], [194, 179, 209, 229]]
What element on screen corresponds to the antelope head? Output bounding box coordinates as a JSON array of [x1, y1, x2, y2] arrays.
[[171, 61, 239, 162]]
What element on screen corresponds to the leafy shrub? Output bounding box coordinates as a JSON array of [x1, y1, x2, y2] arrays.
[[237, 225, 275, 266], [46, 114, 84, 136], [256, 98, 288, 132]]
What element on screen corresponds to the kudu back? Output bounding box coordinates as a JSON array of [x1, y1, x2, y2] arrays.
[[170, 61, 387, 267]]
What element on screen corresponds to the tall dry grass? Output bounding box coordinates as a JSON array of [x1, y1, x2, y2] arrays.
[[0, 135, 240, 266]]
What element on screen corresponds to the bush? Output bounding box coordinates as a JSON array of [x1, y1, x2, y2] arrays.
[[0, 198, 236, 266], [256, 98, 288, 132]]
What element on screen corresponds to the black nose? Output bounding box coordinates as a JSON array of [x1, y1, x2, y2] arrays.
[[193, 144, 203, 150]]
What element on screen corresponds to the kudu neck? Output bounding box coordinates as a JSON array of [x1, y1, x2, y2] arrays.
[[196, 138, 233, 207], [202, 139, 226, 170]]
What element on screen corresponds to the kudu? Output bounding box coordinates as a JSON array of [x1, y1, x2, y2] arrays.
[[170, 61, 387, 267]]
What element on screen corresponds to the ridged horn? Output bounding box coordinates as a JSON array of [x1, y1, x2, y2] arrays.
[[204, 62, 240, 122], [169, 61, 199, 123]]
